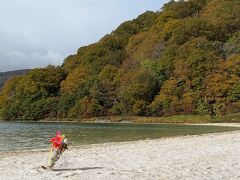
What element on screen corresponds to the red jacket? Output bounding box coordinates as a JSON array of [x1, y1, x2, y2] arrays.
[[50, 131, 63, 149]]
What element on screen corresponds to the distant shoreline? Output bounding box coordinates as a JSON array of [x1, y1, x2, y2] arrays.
[[1, 113, 240, 124]]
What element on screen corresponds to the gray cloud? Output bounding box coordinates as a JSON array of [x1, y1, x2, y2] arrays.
[[0, 0, 168, 72], [0, 29, 64, 70]]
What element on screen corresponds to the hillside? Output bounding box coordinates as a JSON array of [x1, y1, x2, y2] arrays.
[[0, 69, 30, 90], [0, 0, 239, 121]]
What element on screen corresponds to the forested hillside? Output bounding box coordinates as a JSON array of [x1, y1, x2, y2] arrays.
[[0, 0, 239, 121], [0, 69, 30, 91]]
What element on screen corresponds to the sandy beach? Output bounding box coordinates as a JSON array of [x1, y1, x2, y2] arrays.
[[1, 124, 240, 180]]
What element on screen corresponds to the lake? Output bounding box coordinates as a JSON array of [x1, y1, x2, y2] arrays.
[[0, 122, 239, 152]]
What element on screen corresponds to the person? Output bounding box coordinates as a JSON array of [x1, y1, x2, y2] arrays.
[[48, 131, 68, 169]]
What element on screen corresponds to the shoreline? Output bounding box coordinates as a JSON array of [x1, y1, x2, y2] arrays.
[[0, 123, 240, 156], [2, 119, 240, 127], [1, 127, 240, 156], [1, 113, 240, 124]]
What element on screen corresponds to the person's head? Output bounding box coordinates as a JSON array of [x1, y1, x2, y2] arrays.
[[56, 131, 61, 138]]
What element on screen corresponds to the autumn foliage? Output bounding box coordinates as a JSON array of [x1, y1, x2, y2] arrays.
[[0, 0, 240, 120]]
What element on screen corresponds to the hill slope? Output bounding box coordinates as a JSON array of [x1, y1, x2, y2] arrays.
[[0, 69, 30, 90], [0, 0, 239, 120]]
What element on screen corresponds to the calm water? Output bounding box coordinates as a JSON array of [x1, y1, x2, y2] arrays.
[[0, 122, 239, 152]]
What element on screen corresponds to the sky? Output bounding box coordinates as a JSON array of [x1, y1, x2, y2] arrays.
[[0, 0, 169, 72]]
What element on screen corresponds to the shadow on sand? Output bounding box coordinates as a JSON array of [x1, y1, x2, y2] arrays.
[[52, 167, 104, 172]]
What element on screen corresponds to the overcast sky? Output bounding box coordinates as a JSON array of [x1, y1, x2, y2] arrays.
[[0, 0, 169, 72]]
